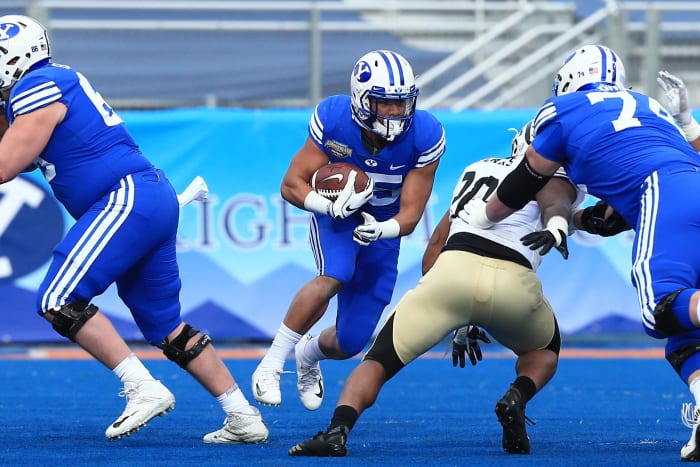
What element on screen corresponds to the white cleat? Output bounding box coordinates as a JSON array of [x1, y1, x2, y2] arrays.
[[252, 365, 282, 406], [202, 407, 269, 444], [105, 380, 175, 440], [295, 334, 324, 411], [681, 403, 700, 461]]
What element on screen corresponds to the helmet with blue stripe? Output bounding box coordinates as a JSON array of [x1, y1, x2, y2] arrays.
[[350, 50, 419, 141], [0, 15, 51, 91], [552, 44, 626, 97]]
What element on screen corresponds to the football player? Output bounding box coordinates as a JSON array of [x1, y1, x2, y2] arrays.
[[466, 44, 700, 462], [252, 50, 445, 411], [0, 15, 267, 443]]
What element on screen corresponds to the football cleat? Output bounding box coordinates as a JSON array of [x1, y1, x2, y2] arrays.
[[105, 380, 175, 440], [251, 364, 282, 406], [495, 386, 532, 454], [288, 425, 349, 457], [202, 407, 269, 444], [681, 403, 700, 461], [295, 334, 324, 410]]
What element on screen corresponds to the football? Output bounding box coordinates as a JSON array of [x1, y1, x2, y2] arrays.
[[311, 162, 371, 201]]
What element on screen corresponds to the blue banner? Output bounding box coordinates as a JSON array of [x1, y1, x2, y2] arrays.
[[2, 108, 641, 343]]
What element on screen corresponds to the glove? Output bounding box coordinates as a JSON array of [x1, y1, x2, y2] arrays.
[[520, 215, 569, 259], [328, 171, 374, 219], [657, 70, 700, 141], [457, 198, 495, 229], [579, 200, 630, 237], [452, 325, 491, 368], [352, 212, 400, 246], [657, 70, 691, 126]]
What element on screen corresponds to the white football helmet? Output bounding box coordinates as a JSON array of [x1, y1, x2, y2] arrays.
[[350, 50, 419, 141], [0, 15, 51, 91], [510, 120, 535, 158], [552, 44, 625, 97]]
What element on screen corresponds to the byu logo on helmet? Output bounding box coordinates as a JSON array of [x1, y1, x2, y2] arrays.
[[353, 61, 372, 83], [0, 176, 64, 282], [0, 22, 20, 41]]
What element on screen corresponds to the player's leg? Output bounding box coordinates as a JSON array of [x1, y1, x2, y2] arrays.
[[632, 171, 700, 460], [120, 236, 267, 443], [494, 319, 560, 455], [290, 250, 474, 456], [37, 176, 175, 440], [293, 240, 399, 410], [477, 260, 558, 455], [252, 214, 357, 407]]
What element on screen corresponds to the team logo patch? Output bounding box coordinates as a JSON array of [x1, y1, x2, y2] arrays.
[[353, 61, 372, 83], [0, 175, 64, 282], [0, 23, 20, 42], [324, 140, 352, 159]]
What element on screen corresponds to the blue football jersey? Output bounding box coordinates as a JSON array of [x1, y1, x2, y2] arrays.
[[532, 89, 700, 226], [309, 95, 445, 221], [6, 62, 153, 218]]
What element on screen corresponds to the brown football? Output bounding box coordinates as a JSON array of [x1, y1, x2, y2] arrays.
[[311, 162, 371, 201]]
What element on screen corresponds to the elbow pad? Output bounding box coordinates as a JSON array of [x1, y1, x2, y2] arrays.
[[497, 156, 551, 210]]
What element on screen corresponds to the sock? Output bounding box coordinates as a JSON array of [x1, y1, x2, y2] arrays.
[[297, 335, 327, 367], [112, 353, 155, 383], [690, 377, 700, 407], [511, 376, 537, 404], [329, 405, 359, 431], [260, 323, 302, 369], [217, 384, 256, 415]]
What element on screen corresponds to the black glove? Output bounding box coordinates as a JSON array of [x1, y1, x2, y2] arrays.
[[520, 228, 569, 259], [452, 326, 491, 368], [579, 201, 630, 237]]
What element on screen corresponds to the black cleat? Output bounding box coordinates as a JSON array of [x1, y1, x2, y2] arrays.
[[495, 387, 532, 454], [288, 425, 348, 457]]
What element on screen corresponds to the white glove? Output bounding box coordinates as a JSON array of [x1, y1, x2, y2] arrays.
[[352, 212, 400, 246], [657, 70, 691, 125], [328, 171, 374, 219], [458, 198, 495, 230], [657, 70, 700, 141]]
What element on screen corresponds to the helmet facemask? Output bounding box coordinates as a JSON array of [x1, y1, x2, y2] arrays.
[[351, 50, 419, 142], [510, 120, 535, 158]]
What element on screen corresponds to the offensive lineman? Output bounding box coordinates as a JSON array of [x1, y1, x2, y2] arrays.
[[0, 15, 267, 443]]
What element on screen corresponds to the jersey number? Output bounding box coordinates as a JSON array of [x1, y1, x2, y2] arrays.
[[587, 90, 679, 133], [77, 72, 123, 127], [449, 170, 498, 218]]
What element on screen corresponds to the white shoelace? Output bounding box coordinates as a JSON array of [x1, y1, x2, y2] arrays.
[[298, 364, 321, 391], [682, 403, 700, 428]]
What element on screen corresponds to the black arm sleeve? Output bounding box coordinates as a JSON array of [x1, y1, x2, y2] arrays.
[[496, 156, 552, 210]]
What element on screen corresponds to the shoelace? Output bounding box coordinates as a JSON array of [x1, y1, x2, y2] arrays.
[[118, 384, 140, 404], [682, 403, 700, 428], [256, 368, 294, 390], [298, 364, 321, 390]]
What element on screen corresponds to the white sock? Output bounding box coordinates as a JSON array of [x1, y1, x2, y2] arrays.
[[217, 384, 256, 415], [297, 335, 327, 367], [260, 323, 302, 369], [112, 353, 155, 383], [691, 377, 700, 407]]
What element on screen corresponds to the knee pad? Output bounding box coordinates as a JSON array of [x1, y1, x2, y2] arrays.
[[668, 342, 700, 378], [364, 314, 404, 380], [47, 301, 98, 342], [653, 288, 689, 336], [159, 323, 211, 369]]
